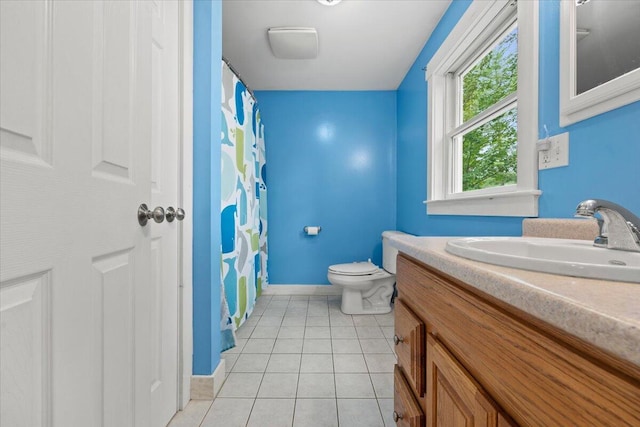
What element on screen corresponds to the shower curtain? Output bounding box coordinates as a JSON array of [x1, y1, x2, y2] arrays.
[[220, 60, 268, 350]]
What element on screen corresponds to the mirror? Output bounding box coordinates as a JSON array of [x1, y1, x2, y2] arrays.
[[560, 0, 640, 126]]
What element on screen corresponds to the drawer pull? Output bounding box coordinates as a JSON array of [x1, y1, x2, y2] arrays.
[[393, 334, 404, 345], [393, 411, 403, 422]]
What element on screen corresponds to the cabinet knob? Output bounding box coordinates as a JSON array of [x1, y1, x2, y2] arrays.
[[393, 334, 404, 346], [393, 411, 403, 422]]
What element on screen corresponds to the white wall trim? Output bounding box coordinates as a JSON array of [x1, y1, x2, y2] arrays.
[[559, 0, 640, 127], [262, 285, 342, 296], [178, 0, 194, 410], [190, 359, 225, 400]]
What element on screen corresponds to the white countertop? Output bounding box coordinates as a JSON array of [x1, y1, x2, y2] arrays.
[[387, 234, 640, 367]]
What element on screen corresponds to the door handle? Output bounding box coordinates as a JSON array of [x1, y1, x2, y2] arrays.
[[138, 204, 165, 226], [165, 207, 186, 222]]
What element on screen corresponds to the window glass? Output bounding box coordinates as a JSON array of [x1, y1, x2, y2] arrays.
[[459, 107, 517, 191], [462, 25, 518, 122]]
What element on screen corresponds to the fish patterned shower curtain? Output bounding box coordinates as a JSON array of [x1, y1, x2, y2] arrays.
[[220, 60, 268, 350]]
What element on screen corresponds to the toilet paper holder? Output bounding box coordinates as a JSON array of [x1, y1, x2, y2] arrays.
[[303, 226, 322, 235]]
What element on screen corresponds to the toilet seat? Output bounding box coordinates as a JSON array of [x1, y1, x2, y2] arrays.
[[328, 261, 379, 276]]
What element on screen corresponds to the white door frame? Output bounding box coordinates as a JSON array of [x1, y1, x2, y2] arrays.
[[178, 0, 194, 409]]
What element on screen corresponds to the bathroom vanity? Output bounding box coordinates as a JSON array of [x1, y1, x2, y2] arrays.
[[389, 236, 640, 427]]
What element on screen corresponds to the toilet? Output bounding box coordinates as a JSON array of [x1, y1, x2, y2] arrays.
[[327, 231, 402, 315]]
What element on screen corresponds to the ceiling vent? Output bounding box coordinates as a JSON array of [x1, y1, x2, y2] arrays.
[[267, 27, 318, 59]]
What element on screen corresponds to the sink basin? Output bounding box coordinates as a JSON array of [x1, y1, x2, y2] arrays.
[[445, 237, 640, 283]]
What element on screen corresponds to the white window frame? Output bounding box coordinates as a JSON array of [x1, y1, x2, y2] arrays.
[[425, 0, 540, 217]]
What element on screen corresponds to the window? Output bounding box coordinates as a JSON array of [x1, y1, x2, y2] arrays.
[[426, 0, 540, 216]]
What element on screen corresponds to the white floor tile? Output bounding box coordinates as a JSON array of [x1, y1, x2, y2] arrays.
[[335, 373, 376, 398], [217, 373, 263, 398], [293, 399, 338, 427], [223, 338, 247, 354], [337, 399, 384, 427], [305, 326, 330, 339], [330, 326, 357, 339], [290, 295, 309, 301], [329, 314, 354, 326], [297, 373, 336, 398], [243, 315, 261, 328], [264, 307, 287, 317], [307, 306, 329, 316], [252, 325, 280, 339], [359, 339, 392, 354], [243, 338, 275, 354], [167, 400, 212, 427], [302, 339, 332, 354], [352, 315, 379, 326], [375, 313, 395, 326], [305, 316, 330, 326], [364, 354, 396, 373], [268, 300, 290, 308], [272, 338, 304, 354], [380, 326, 395, 340], [300, 354, 334, 373], [331, 339, 362, 354], [282, 315, 306, 327], [370, 373, 394, 398], [267, 353, 301, 373], [278, 326, 305, 339], [258, 315, 284, 327], [200, 398, 254, 427], [247, 399, 295, 427], [221, 353, 239, 375], [236, 325, 255, 339], [333, 354, 368, 373], [356, 326, 385, 339], [378, 398, 395, 427], [309, 295, 329, 301], [232, 353, 270, 372], [257, 373, 299, 398], [286, 307, 308, 316]]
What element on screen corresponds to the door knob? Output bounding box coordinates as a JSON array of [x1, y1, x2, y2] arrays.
[[138, 204, 165, 226], [393, 411, 402, 422], [165, 207, 186, 222]]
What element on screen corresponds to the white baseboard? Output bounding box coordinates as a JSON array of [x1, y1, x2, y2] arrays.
[[262, 284, 341, 296], [190, 359, 225, 400]]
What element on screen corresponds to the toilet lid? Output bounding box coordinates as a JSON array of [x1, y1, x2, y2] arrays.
[[329, 261, 379, 276]]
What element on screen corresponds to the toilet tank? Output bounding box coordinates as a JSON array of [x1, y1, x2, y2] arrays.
[[382, 231, 404, 274]]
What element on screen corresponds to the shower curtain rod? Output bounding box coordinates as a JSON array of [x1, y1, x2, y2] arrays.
[[222, 57, 256, 101]]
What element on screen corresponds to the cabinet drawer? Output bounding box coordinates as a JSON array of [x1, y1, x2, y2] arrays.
[[394, 364, 425, 427], [394, 298, 425, 396]]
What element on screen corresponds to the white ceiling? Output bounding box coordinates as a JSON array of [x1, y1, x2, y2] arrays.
[[222, 0, 451, 91]]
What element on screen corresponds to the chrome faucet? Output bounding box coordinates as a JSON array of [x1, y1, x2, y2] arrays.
[[575, 199, 640, 252]]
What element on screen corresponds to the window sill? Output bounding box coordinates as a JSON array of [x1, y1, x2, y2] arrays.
[[425, 189, 541, 217]]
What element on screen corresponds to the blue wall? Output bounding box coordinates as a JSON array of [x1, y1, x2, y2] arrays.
[[396, 0, 640, 236], [192, 0, 221, 375], [255, 91, 397, 284]]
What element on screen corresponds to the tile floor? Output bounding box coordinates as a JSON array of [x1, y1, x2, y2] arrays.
[[168, 294, 396, 427]]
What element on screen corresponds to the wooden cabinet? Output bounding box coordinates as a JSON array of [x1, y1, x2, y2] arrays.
[[394, 365, 425, 427], [394, 299, 425, 396], [426, 334, 512, 427], [394, 253, 640, 427]]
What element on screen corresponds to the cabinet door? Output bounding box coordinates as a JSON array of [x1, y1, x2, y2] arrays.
[[427, 334, 504, 427], [395, 298, 425, 396], [394, 365, 425, 427]]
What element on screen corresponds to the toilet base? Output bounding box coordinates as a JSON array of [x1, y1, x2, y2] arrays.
[[341, 287, 392, 315]]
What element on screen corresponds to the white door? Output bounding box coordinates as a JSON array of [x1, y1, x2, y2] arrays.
[[0, 1, 181, 426], [149, 1, 180, 425]]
